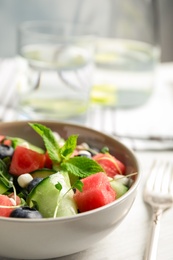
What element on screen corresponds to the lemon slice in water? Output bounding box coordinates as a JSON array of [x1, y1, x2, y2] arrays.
[[91, 84, 117, 106]]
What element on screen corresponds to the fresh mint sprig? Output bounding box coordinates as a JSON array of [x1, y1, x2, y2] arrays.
[[29, 123, 61, 163], [61, 156, 103, 178], [29, 123, 104, 178], [60, 134, 78, 160], [29, 123, 78, 164]]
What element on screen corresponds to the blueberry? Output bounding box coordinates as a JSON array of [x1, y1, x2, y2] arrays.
[[0, 145, 14, 159], [10, 206, 43, 219], [77, 150, 92, 158], [27, 178, 43, 193]]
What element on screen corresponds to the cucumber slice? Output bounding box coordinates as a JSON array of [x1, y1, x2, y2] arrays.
[[110, 180, 128, 199], [31, 169, 56, 178], [9, 137, 44, 154], [27, 172, 77, 218]]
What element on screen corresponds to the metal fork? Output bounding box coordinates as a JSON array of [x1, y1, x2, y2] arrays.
[[143, 160, 173, 260]]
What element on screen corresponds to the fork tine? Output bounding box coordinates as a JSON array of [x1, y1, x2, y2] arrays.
[[152, 161, 164, 192], [160, 162, 172, 193], [145, 160, 162, 193], [145, 161, 173, 195]]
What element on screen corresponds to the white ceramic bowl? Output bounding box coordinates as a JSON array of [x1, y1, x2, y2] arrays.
[[0, 121, 140, 259]]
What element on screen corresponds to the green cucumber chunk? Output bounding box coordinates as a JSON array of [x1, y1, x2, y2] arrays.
[[31, 169, 56, 178], [110, 180, 128, 199], [27, 172, 77, 218], [9, 137, 44, 154]]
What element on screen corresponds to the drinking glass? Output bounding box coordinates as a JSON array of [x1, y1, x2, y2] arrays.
[[17, 21, 95, 123], [91, 0, 160, 108]]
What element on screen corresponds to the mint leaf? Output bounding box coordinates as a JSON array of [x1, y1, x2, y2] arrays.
[[61, 157, 104, 178], [29, 123, 61, 163], [55, 182, 62, 191], [60, 135, 78, 160], [29, 123, 104, 180]]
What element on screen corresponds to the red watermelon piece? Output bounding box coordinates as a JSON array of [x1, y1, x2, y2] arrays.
[[74, 172, 116, 212], [0, 194, 21, 218], [0, 195, 14, 217], [92, 153, 126, 178], [9, 146, 45, 176]]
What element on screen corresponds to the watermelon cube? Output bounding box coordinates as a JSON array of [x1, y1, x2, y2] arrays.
[[0, 195, 14, 217], [74, 172, 116, 212]]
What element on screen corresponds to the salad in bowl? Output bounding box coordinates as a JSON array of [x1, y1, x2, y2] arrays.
[[0, 122, 135, 219], [0, 121, 140, 259]]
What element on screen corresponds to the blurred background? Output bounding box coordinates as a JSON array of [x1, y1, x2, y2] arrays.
[[0, 0, 172, 62]]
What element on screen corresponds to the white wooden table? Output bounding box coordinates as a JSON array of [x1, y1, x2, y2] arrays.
[[0, 59, 173, 260]]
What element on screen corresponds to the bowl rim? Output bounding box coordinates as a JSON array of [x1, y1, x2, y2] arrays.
[[0, 120, 141, 223]]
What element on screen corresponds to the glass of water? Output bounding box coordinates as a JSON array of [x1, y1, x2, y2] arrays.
[[17, 21, 95, 122], [91, 0, 160, 108]]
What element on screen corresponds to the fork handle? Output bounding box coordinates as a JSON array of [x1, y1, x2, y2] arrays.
[[144, 208, 163, 260]]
